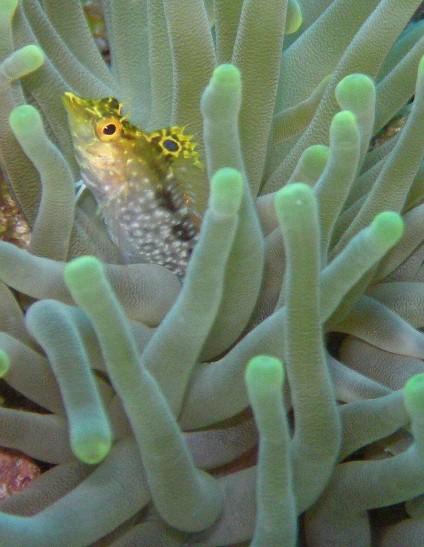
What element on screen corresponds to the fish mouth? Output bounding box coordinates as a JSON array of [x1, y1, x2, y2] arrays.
[[63, 91, 80, 110], [62, 91, 89, 115]]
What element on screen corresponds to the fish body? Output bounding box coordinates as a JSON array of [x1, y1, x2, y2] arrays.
[[63, 92, 207, 276]]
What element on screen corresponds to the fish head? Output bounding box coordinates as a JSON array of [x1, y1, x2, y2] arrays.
[[63, 91, 144, 200], [63, 92, 124, 145], [63, 92, 201, 166]]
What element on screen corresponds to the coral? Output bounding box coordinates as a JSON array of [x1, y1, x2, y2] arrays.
[[2, 0, 424, 545]]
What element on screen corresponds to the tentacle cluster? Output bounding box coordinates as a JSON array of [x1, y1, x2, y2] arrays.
[[1, 0, 424, 545]]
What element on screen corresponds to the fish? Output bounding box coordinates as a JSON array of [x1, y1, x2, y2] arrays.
[[63, 92, 208, 277]]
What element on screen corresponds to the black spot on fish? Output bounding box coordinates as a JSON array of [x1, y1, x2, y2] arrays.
[[155, 187, 180, 213], [172, 218, 196, 241]]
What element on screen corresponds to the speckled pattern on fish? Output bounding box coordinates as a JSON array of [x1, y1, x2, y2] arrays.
[[63, 92, 208, 276]]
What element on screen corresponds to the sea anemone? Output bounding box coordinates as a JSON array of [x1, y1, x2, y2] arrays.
[[1, 0, 424, 545]]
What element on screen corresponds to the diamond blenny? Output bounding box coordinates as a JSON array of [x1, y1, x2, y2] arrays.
[[63, 92, 208, 277]]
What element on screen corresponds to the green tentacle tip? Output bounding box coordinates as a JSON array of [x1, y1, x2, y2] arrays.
[[331, 110, 358, 143], [211, 64, 241, 87], [64, 256, 104, 292], [335, 74, 376, 109], [418, 55, 424, 75], [302, 144, 329, 171], [404, 374, 424, 414], [370, 211, 404, 246], [1, 46, 43, 83], [245, 355, 284, 392], [13, 44, 45, 73], [0, 351, 10, 378], [9, 104, 43, 138], [0, 0, 18, 20], [275, 182, 314, 214], [286, 0, 302, 35], [73, 436, 112, 465], [210, 168, 243, 216]]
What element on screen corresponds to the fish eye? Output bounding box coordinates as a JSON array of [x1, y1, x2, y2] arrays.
[[95, 117, 122, 141], [163, 138, 181, 153], [103, 124, 116, 135]]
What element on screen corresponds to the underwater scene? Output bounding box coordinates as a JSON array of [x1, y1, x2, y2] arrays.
[[2, 1, 424, 545]]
